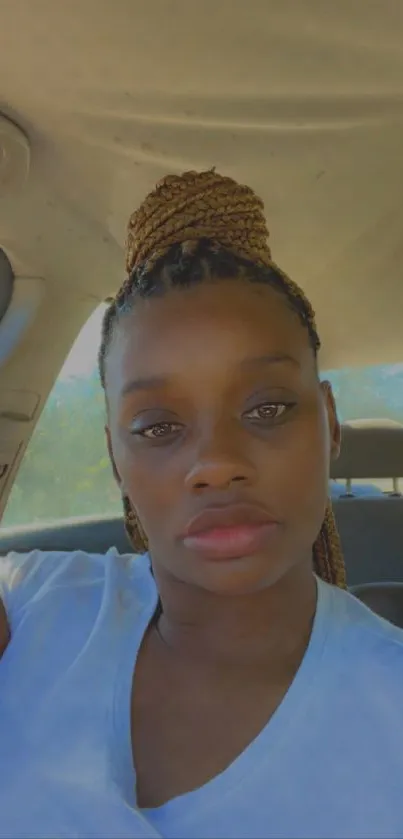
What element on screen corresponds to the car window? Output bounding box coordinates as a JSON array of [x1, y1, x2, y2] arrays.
[[326, 364, 403, 426], [1, 304, 403, 529], [2, 304, 122, 529]]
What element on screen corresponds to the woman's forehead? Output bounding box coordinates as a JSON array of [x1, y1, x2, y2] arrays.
[[106, 280, 312, 392]]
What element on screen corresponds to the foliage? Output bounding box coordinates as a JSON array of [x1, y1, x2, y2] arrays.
[[2, 373, 121, 527]]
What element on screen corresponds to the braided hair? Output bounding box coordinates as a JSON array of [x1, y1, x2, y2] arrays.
[[99, 169, 346, 589]]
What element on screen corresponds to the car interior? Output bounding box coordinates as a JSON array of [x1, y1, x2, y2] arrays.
[[0, 2, 402, 624]]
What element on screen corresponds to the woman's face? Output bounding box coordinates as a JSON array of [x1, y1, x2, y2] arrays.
[[105, 278, 340, 595]]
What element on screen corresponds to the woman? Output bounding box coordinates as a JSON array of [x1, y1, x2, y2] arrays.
[[0, 169, 402, 839]]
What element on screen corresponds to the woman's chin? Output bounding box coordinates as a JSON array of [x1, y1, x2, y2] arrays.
[[187, 551, 286, 596]]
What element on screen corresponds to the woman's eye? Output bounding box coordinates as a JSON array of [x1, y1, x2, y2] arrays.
[[245, 402, 291, 422], [134, 422, 182, 440]]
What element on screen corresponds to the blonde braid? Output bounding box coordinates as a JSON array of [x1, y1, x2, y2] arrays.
[[313, 501, 346, 588], [124, 170, 317, 340], [104, 169, 345, 588]]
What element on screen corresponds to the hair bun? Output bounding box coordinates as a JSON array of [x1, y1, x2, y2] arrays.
[[126, 169, 273, 275]]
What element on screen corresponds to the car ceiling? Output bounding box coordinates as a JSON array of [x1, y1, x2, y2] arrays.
[[1, 0, 403, 379]]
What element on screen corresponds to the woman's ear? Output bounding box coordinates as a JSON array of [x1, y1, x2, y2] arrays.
[[105, 425, 122, 487], [321, 381, 341, 461]]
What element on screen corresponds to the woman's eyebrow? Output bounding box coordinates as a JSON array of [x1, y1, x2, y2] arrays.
[[239, 353, 301, 369], [120, 354, 300, 396], [121, 375, 167, 396]]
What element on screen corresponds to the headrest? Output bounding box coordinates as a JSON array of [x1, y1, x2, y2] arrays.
[[331, 419, 403, 480]]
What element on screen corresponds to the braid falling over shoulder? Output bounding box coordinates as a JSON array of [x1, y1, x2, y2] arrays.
[[103, 169, 346, 589]]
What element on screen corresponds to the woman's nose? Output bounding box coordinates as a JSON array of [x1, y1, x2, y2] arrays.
[[184, 432, 256, 491]]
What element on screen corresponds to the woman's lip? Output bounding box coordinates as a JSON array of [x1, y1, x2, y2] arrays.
[[182, 522, 279, 560], [183, 502, 278, 538]]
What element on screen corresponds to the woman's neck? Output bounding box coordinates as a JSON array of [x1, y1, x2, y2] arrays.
[[152, 561, 317, 670]]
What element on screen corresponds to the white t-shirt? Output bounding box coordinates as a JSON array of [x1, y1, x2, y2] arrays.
[[1, 548, 403, 838]]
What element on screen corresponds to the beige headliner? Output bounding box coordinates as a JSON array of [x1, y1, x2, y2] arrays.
[[1, 0, 403, 376]]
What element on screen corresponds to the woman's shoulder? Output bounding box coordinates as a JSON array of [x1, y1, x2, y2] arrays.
[[0, 548, 154, 633], [324, 578, 403, 674]]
